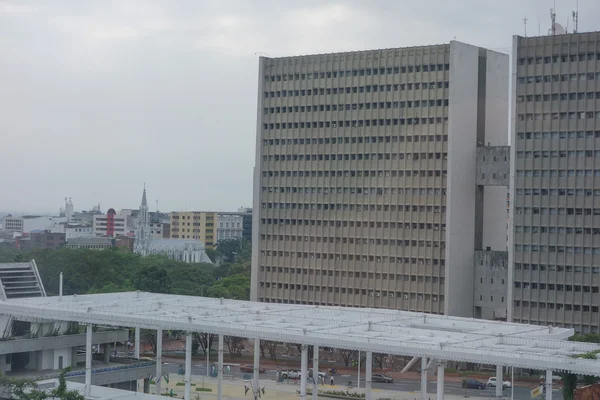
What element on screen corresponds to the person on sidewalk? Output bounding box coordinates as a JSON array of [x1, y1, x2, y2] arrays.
[[330, 376, 334, 386]]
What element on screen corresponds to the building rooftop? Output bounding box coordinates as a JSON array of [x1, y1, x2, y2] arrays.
[[0, 261, 46, 300], [66, 237, 114, 246], [2, 292, 600, 376]]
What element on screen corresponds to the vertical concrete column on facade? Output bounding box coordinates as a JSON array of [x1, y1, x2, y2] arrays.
[[185, 332, 192, 400], [253, 338, 260, 397], [155, 328, 162, 395], [436, 361, 445, 400], [143, 378, 150, 393], [421, 357, 428, 400], [365, 351, 373, 400], [300, 345, 308, 400], [134, 326, 140, 359], [103, 344, 110, 364], [496, 365, 503, 397], [545, 370, 553, 400], [85, 324, 92, 396], [217, 334, 224, 400], [312, 346, 319, 400]]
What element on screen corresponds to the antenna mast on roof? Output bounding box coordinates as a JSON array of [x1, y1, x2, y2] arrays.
[[572, 0, 579, 34], [523, 17, 528, 37], [550, 6, 556, 35]]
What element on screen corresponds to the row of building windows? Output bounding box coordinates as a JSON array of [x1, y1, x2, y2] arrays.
[[261, 235, 445, 247], [261, 284, 444, 300], [261, 217, 447, 230], [260, 252, 446, 265], [263, 117, 449, 130], [262, 134, 448, 146], [264, 64, 451, 83], [515, 226, 600, 235], [478, 295, 504, 302], [515, 207, 600, 215], [515, 281, 599, 292], [517, 130, 600, 140], [264, 82, 450, 99], [517, 91, 600, 103], [262, 170, 448, 179], [262, 204, 447, 213], [260, 265, 446, 281], [514, 263, 600, 273], [518, 53, 600, 65], [517, 111, 600, 121], [516, 150, 600, 158], [519, 170, 600, 179], [264, 99, 449, 115], [516, 188, 600, 196], [262, 187, 447, 196], [513, 301, 599, 313], [514, 245, 600, 254], [516, 72, 600, 84], [263, 152, 448, 162]]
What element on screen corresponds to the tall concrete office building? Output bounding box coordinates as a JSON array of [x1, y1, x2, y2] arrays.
[[509, 31, 600, 333], [252, 41, 509, 317]]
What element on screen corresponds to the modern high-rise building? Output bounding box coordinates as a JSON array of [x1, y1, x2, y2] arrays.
[[509, 31, 600, 333], [251, 41, 509, 317]]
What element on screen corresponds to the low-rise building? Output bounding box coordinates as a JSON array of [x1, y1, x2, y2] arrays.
[[65, 237, 116, 250], [1, 215, 24, 233], [92, 209, 129, 237], [18, 231, 66, 251]]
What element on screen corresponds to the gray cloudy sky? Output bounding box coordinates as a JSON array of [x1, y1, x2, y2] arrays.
[[1, 0, 598, 214]]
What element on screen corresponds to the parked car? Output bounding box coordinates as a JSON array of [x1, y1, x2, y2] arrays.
[[487, 377, 511, 388], [281, 370, 301, 379], [240, 364, 266, 374], [372, 373, 394, 383], [462, 379, 486, 389]]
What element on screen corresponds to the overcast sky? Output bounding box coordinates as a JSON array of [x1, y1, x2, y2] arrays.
[[1, 0, 598, 214]]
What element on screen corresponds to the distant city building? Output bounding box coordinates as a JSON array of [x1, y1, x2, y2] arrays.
[[217, 214, 243, 242], [1, 215, 23, 233], [170, 211, 216, 248], [18, 230, 66, 250], [92, 209, 128, 237], [65, 237, 118, 250], [58, 197, 74, 222], [64, 224, 95, 240], [134, 187, 213, 264], [21, 215, 66, 234]]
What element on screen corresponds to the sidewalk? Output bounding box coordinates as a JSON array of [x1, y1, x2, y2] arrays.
[[150, 373, 494, 400]]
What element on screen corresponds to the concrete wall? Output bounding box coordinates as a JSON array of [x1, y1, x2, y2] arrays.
[[476, 146, 510, 186], [445, 41, 481, 317], [474, 250, 509, 320]]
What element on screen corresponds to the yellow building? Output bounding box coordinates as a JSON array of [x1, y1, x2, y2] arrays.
[[170, 211, 216, 249]]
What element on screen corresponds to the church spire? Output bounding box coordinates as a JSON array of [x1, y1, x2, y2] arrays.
[[141, 183, 148, 209]]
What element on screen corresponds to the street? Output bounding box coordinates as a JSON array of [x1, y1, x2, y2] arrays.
[[162, 362, 564, 400]]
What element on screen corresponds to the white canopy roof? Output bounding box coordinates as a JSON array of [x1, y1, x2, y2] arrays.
[[2, 291, 599, 376]]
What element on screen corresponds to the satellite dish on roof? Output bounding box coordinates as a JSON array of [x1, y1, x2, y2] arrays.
[[549, 22, 566, 35]]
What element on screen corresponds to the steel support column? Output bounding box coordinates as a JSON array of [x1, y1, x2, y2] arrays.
[[155, 328, 162, 394], [421, 357, 428, 400], [436, 361, 445, 400], [365, 351, 372, 400], [253, 338, 260, 399], [312, 346, 319, 400], [134, 326, 140, 359], [300, 345, 308, 400], [217, 334, 224, 400], [545, 370, 552, 400], [185, 332, 192, 400], [496, 365, 503, 397], [85, 324, 92, 396]]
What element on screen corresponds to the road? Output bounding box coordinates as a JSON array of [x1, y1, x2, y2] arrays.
[[162, 361, 564, 400]]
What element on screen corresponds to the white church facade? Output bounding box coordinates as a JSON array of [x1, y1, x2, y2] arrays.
[[133, 187, 213, 264]]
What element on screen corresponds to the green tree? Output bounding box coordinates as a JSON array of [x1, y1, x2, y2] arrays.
[[205, 274, 250, 300], [1, 368, 85, 400], [214, 238, 250, 264], [133, 264, 173, 293]]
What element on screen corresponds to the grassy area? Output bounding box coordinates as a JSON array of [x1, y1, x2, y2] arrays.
[[195, 388, 212, 392], [175, 382, 196, 386]]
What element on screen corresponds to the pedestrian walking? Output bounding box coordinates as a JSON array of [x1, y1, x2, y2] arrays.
[[330, 376, 334, 386]]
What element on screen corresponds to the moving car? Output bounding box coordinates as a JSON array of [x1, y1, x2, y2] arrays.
[[281, 370, 301, 379], [462, 379, 486, 389], [487, 377, 512, 388], [308, 368, 327, 380], [240, 364, 266, 374], [371, 373, 394, 383]]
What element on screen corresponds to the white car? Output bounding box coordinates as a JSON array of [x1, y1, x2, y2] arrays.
[[487, 377, 512, 388], [281, 370, 301, 379]]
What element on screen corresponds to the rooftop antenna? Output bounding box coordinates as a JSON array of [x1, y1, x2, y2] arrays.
[[572, 0, 579, 34], [523, 17, 528, 37], [550, 6, 556, 36]]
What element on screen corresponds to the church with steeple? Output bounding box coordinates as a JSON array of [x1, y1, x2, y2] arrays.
[[133, 186, 213, 264]]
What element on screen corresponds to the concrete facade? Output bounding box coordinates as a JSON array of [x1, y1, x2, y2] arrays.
[[476, 146, 510, 186], [509, 32, 600, 333], [474, 250, 508, 320], [251, 42, 508, 316], [1, 216, 23, 233]]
